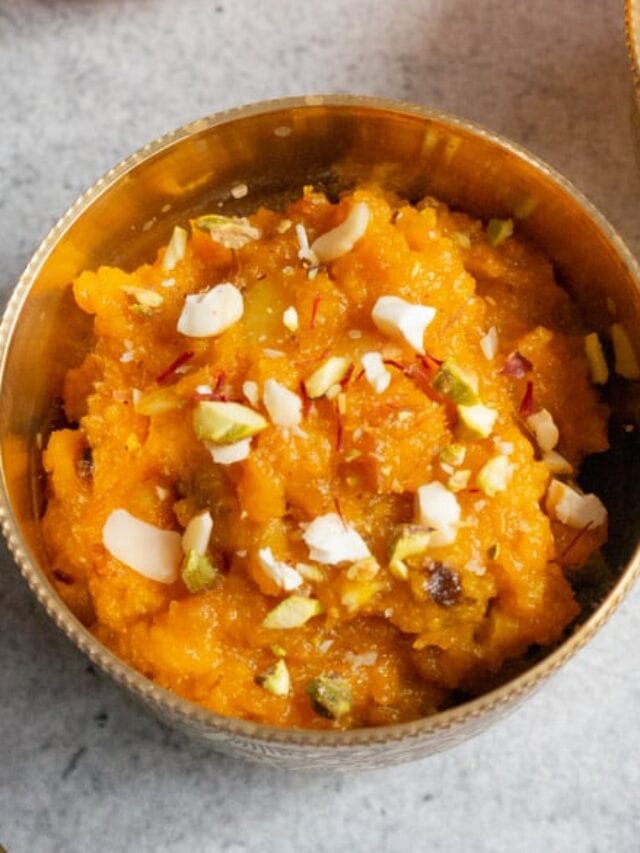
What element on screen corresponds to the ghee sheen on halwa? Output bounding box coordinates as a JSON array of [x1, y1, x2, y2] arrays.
[[42, 187, 613, 729]]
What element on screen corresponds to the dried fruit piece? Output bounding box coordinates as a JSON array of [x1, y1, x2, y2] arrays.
[[177, 283, 243, 338], [163, 226, 187, 272], [546, 480, 607, 529], [486, 218, 513, 246], [477, 455, 512, 496], [543, 450, 573, 476], [432, 361, 479, 405], [611, 323, 640, 379], [457, 403, 497, 438], [311, 202, 370, 262], [526, 409, 559, 452], [262, 596, 324, 629], [181, 549, 218, 593], [258, 547, 303, 591], [584, 333, 609, 385], [263, 379, 303, 428], [102, 509, 182, 584], [424, 562, 462, 607], [207, 439, 252, 465], [302, 513, 370, 565], [182, 510, 213, 555], [415, 482, 461, 547], [361, 352, 391, 394], [371, 295, 436, 354], [193, 401, 267, 444], [304, 357, 352, 399], [193, 214, 260, 249], [389, 526, 432, 580], [255, 659, 291, 696], [306, 675, 352, 719]]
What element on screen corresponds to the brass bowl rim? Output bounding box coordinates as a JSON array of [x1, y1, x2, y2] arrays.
[[2, 93, 640, 749], [626, 0, 640, 95]]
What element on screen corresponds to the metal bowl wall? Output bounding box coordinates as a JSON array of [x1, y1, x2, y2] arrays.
[[1, 95, 639, 769]]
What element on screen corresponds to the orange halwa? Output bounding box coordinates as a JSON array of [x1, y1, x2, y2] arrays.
[[41, 187, 609, 729]]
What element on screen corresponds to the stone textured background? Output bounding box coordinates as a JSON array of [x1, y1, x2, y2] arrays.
[[1, 1, 639, 850]]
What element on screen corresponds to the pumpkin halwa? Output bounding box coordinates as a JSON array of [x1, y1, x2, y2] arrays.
[[42, 186, 615, 729]]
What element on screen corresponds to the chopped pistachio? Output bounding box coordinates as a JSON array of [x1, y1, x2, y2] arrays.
[[477, 455, 512, 496], [514, 196, 538, 220], [262, 595, 324, 629], [306, 675, 352, 719], [487, 543, 500, 561], [432, 361, 479, 405], [304, 356, 352, 399], [344, 449, 362, 463], [447, 469, 471, 492], [129, 303, 156, 317], [270, 644, 287, 657], [255, 659, 290, 696], [439, 443, 466, 468], [192, 214, 261, 249], [611, 323, 640, 379], [389, 526, 432, 580], [181, 549, 218, 593], [457, 403, 497, 438], [193, 401, 267, 444], [584, 333, 609, 385], [486, 218, 513, 246]]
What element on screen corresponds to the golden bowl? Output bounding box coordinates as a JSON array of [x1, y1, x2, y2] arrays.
[[2, 95, 640, 770]]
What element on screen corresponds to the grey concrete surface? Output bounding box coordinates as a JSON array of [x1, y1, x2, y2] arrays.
[[1, 1, 639, 851]]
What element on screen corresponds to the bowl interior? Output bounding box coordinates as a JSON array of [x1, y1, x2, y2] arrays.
[[2, 96, 640, 738]]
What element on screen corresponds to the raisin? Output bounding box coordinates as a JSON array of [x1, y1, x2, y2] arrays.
[[76, 446, 93, 479], [424, 562, 461, 607]]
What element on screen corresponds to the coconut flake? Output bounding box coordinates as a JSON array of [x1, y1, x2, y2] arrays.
[[302, 513, 370, 565], [372, 295, 436, 354], [311, 202, 370, 263], [102, 509, 181, 584], [207, 438, 252, 465], [361, 352, 391, 393], [480, 326, 499, 360], [263, 379, 302, 427], [177, 283, 243, 338], [182, 510, 213, 555], [258, 547, 303, 591]]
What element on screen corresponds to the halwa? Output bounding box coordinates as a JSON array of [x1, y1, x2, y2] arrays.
[[42, 186, 615, 729]]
